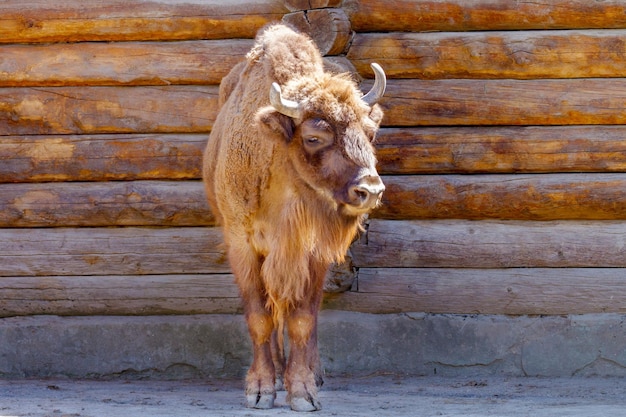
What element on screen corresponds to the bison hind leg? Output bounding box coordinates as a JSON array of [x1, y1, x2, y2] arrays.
[[270, 328, 286, 391]]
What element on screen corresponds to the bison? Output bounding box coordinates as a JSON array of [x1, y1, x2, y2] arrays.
[[203, 23, 386, 412]]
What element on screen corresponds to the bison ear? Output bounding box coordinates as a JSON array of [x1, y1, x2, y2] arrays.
[[256, 107, 295, 142]]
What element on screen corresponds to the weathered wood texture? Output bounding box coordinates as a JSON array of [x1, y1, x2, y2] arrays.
[[5, 126, 626, 184], [0, 41, 252, 87], [352, 220, 626, 268], [379, 79, 626, 126], [8, 174, 626, 226], [378, 174, 626, 221], [324, 268, 626, 315], [0, 0, 287, 43], [345, 0, 626, 32], [4, 0, 626, 319], [4, 265, 626, 317], [0, 227, 228, 277], [6, 79, 626, 136], [349, 30, 626, 79], [0, 134, 205, 183], [284, 0, 342, 11], [375, 126, 626, 175], [282, 8, 351, 55], [0, 181, 213, 227], [0, 274, 241, 317], [0, 86, 217, 135]]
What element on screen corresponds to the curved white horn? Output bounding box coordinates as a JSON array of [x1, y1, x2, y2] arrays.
[[270, 82, 303, 119], [362, 63, 386, 106]]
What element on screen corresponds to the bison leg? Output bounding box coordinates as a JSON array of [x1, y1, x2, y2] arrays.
[[270, 328, 286, 390], [244, 307, 276, 409], [230, 246, 276, 409], [285, 260, 326, 412]]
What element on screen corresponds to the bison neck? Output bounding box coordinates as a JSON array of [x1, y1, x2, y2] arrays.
[[250, 178, 362, 309]]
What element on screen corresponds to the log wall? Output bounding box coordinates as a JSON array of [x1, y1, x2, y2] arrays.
[[2, 0, 626, 317]]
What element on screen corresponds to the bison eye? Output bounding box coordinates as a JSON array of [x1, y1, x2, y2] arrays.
[[302, 135, 331, 152], [306, 137, 321, 145]]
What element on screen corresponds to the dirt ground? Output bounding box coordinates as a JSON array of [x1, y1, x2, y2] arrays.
[[1, 375, 625, 417]]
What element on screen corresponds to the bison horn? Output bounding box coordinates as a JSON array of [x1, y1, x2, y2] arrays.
[[270, 82, 303, 119], [362, 63, 386, 106]]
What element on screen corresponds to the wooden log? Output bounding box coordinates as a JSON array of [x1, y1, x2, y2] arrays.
[[0, 86, 218, 135], [0, 0, 287, 43], [7, 174, 626, 227], [284, 0, 342, 11], [282, 8, 351, 55], [0, 267, 353, 317], [0, 227, 228, 277], [378, 174, 626, 221], [324, 268, 626, 315], [379, 78, 626, 126], [7, 126, 625, 182], [349, 30, 626, 80], [8, 79, 626, 134], [0, 181, 213, 227], [0, 274, 241, 317], [352, 219, 626, 268], [344, 0, 626, 32], [0, 134, 205, 183], [0, 40, 251, 87], [375, 126, 626, 175]]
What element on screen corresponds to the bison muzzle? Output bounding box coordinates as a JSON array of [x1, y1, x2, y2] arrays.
[[203, 23, 386, 412]]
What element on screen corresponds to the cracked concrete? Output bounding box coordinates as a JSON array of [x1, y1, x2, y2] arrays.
[[1, 311, 625, 380]]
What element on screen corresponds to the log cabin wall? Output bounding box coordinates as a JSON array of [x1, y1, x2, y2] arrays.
[[2, 0, 626, 318]]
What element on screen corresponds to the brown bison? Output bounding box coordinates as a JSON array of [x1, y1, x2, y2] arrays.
[[203, 24, 386, 412]]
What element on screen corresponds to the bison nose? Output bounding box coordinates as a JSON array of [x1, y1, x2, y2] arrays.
[[348, 176, 385, 211]]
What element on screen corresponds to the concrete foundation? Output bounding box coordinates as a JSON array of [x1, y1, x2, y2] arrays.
[[1, 311, 625, 379]]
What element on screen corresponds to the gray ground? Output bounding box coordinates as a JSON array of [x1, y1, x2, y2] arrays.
[[2, 375, 625, 417]]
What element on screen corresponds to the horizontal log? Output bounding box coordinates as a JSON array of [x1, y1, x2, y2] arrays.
[[0, 266, 352, 317], [345, 0, 626, 32], [0, 40, 251, 87], [378, 174, 626, 221], [0, 86, 218, 135], [0, 274, 241, 317], [350, 30, 626, 80], [352, 219, 626, 268], [6, 173, 626, 227], [0, 0, 287, 43], [375, 126, 626, 175], [5, 126, 626, 183], [0, 134, 205, 182], [0, 227, 227, 277], [324, 268, 626, 315], [0, 181, 213, 227], [6, 79, 626, 134], [379, 78, 626, 126]]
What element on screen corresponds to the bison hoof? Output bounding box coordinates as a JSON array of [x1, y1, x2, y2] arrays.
[[246, 392, 275, 409], [290, 395, 322, 412]]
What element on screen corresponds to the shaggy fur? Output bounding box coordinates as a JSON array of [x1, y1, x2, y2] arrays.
[[203, 23, 384, 412]]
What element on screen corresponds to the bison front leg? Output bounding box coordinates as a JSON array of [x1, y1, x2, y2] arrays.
[[244, 306, 276, 409], [285, 260, 326, 412], [230, 246, 277, 409]]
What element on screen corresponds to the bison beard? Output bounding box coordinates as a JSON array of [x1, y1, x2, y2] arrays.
[[203, 23, 386, 412]]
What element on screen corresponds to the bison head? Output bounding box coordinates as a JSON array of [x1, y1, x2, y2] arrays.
[[257, 63, 386, 217]]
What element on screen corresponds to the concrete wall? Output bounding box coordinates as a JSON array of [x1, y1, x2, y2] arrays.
[[2, 311, 625, 379]]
